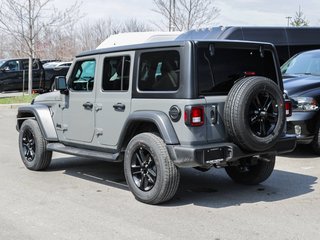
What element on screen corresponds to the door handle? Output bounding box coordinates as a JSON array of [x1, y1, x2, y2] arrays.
[[83, 102, 93, 110], [113, 103, 125, 112]]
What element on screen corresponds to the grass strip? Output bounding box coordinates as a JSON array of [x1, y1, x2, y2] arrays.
[[0, 94, 38, 104]]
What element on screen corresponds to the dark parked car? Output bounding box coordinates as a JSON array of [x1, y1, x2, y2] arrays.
[[0, 58, 70, 92], [0, 58, 44, 92], [42, 61, 71, 91], [281, 49, 320, 154]]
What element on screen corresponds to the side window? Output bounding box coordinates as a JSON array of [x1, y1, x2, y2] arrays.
[[102, 56, 130, 91], [138, 50, 180, 91], [69, 60, 96, 91], [32, 60, 40, 70], [4, 60, 20, 71], [22, 60, 29, 70]]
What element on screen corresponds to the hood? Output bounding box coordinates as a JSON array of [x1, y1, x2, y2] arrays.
[[34, 91, 61, 105], [283, 74, 320, 97]]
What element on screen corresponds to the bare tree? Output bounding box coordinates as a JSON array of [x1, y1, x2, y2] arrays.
[[290, 6, 309, 27], [0, 0, 81, 94], [121, 18, 152, 33], [152, 0, 220, 31], [38, 25, 78, 60], [77, 18, 118, 51], [77, 18, 152, 51]]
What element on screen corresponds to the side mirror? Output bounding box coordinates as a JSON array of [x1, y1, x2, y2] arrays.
[[0, 66, 9, 72], [54, 76, 68, 94]]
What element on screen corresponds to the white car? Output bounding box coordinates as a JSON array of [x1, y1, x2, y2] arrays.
[[43, 61, 72, 69]]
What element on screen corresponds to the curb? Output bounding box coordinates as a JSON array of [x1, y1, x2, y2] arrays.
[[0, 103, 29, 109]]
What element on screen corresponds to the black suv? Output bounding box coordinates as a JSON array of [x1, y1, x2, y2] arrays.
[[282, 49, 320, 154]]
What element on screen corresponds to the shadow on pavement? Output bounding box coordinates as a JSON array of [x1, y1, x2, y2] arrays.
[[47, 156, 317, 208], [281, 144, 318, 158], [48, 156, 128, 191]]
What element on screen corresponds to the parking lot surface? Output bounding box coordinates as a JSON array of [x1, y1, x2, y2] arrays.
[[0, 108, 319, 240]]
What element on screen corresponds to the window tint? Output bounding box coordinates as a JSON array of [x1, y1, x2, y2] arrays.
[[69, 60, 96, 91], [4, 60, 19, 71], [21, 59, 40, 70], [32, 60, 40, 70], [138, 50, 179, 91], [22, 60, 29, 70], [197, 45, 277, 95], [102, 56, 130, 91]]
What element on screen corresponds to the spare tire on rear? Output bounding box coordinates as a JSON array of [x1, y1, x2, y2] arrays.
[[224, 76, 285, 152]]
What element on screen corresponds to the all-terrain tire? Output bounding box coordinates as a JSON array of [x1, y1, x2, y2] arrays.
[[19, 119, 52, 170], [224, 76, 285, 152], [124, 133, 180, 204], [225, 155, 276, 185]]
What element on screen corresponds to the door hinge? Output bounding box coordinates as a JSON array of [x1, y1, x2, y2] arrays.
[[59, 103, 67, 110], [96, 128, 103, 136], [56, 123, 68, 131], [95, 104, 103, 112]]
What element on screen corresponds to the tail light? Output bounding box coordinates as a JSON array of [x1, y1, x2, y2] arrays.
[[244, 71, 256, 76], [184, 106, 204, 127], [285, 99, 292, 117]]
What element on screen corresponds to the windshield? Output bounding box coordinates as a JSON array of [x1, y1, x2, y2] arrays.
[[0, 60, 6, 67], [281, 51, 320, 75]]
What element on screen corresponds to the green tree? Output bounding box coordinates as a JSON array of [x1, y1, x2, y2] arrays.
[[290, 6, 309, 27]]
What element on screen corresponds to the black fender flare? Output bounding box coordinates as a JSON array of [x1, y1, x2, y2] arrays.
[[118, 111, 179, 149], [17, 104, 58, 141]]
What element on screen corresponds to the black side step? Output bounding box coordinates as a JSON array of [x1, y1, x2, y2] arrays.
[[47, 143, 120, 162]]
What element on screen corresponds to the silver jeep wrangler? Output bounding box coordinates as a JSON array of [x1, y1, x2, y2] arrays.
[[17, 39, 296, 204]]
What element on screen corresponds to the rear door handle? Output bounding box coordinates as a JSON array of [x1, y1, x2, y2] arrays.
[[83, 102, 93, 110], [113, 103, 125, 112]]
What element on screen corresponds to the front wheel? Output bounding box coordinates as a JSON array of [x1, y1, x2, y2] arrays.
[[19, 119, 52, 170], [225, 155, 275, 185], [124, 133, 180, 204]]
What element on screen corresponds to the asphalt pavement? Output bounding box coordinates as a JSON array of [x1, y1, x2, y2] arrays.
[[0, 108, 319, 240]]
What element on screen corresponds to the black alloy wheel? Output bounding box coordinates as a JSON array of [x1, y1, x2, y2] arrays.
[[249, 91, 279, 137], [131, 147, 157, 192], [19, 119, 52, 171], [22, 129, 36, 162], [224, 76, 285, 152], [124, 133, 180, 204]]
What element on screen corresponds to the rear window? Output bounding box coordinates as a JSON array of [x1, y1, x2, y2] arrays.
[[138, 50, 180, 91], [197, 45, 277, 95]]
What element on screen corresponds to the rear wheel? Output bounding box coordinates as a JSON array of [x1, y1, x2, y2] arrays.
[[19, 119, 52, 170], [124, 133, 180, 204], [225, 155, 275, 185]]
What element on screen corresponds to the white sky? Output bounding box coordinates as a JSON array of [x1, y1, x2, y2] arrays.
[[53, 0, 320, 28]]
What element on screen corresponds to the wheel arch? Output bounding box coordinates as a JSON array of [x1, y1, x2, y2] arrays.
[[17, 105, 58, 141], [118, 111, 179, 151]]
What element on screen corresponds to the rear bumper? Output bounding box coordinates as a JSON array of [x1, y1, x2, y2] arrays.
[[167, 135, 296, 168]]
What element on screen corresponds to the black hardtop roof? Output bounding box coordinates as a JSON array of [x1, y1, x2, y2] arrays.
[[77, 39, 275, 58], [177, 26, 320, 45]]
